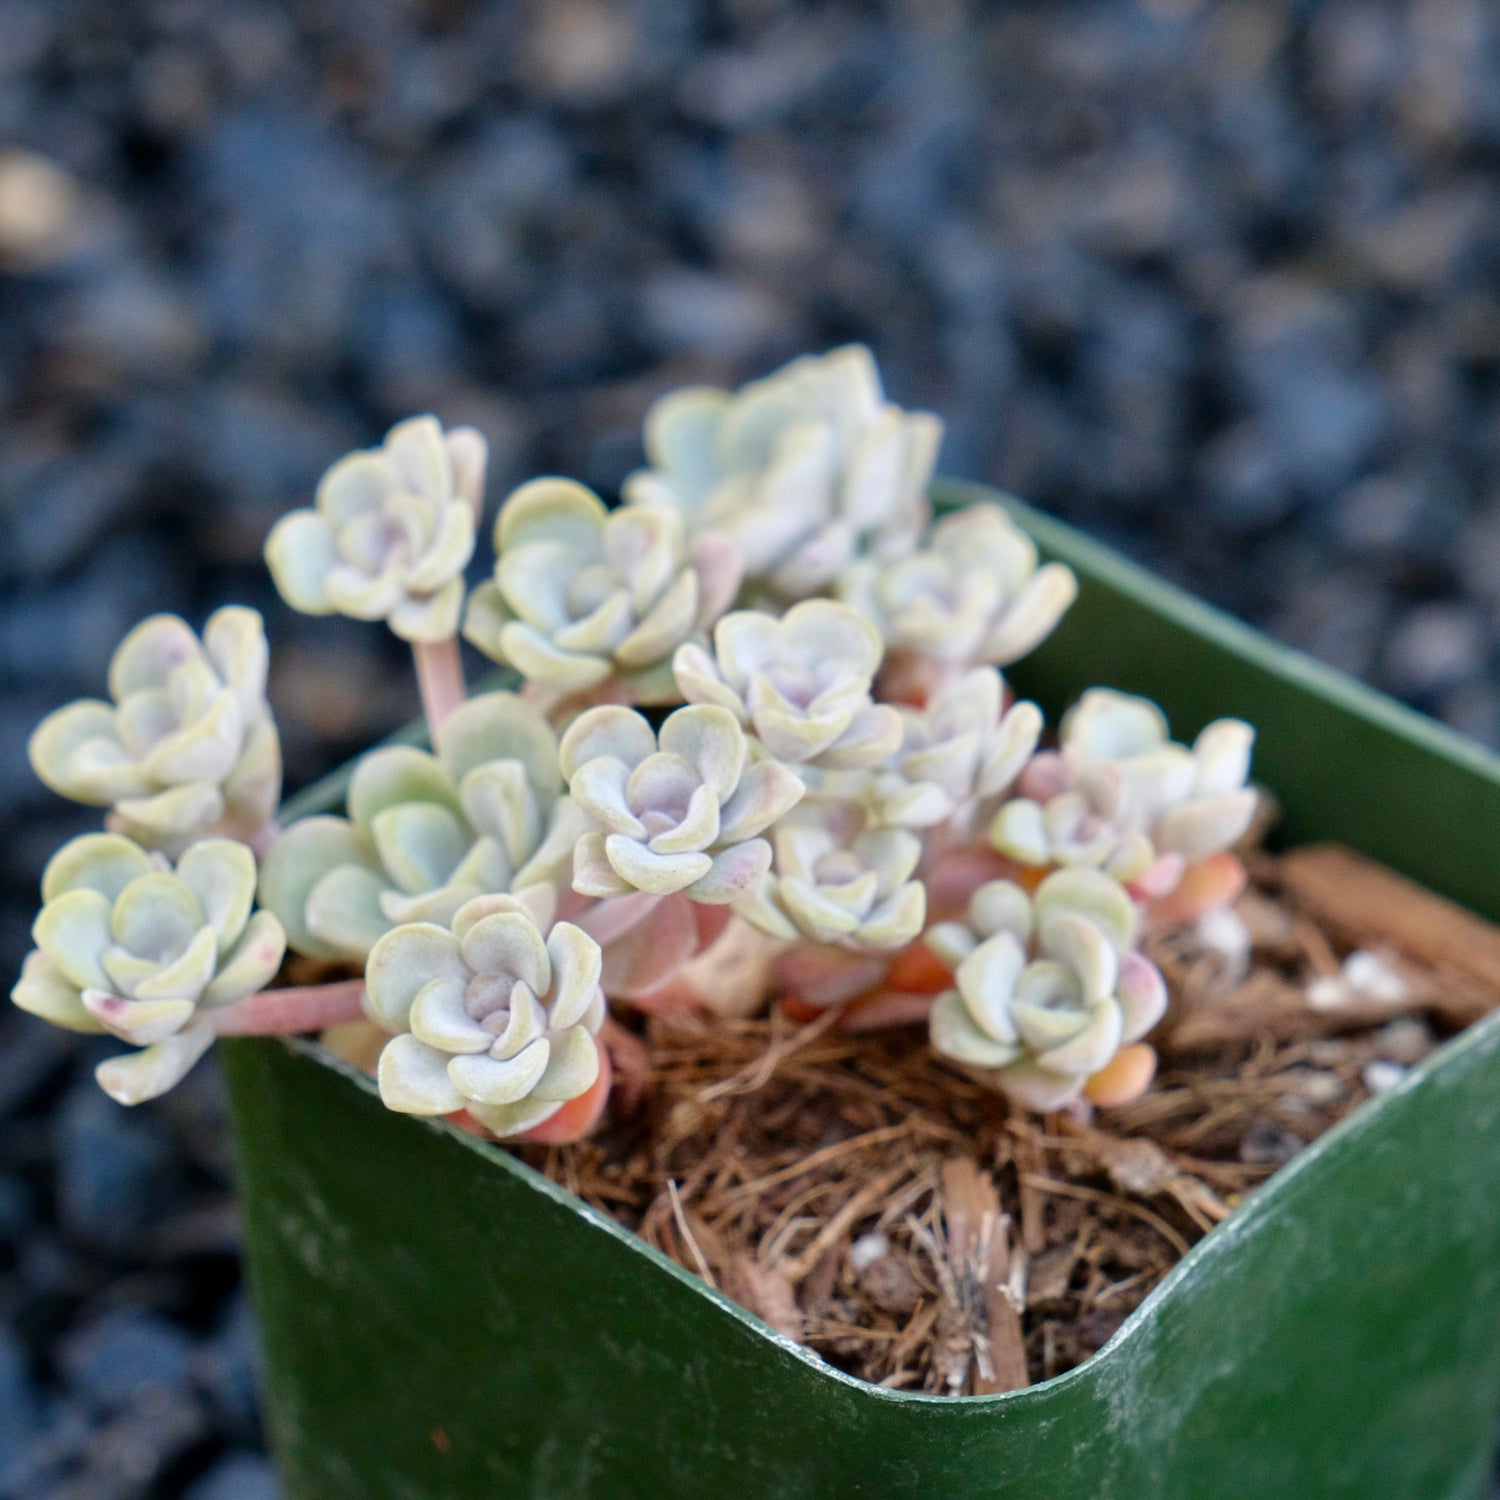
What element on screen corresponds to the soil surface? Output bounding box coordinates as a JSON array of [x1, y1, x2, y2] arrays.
[[519, 843, 1500, 1393]]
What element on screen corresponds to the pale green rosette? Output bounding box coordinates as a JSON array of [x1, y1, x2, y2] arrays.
[[367, 895, 605, 1138], [625, 344, 942, 600], [11, 833, 285, 1104], [265, 415, 484, 643], [926, 869, 1167, 1111], [462, 477, 741, 705], [28, 607, 281, 852], [560, 703, 805, 905], [735, 800, 926, 953], [259, 692, 583, 962]]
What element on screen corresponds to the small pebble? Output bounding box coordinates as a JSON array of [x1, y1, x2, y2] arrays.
[[1362, 1060, 1408, 1096]]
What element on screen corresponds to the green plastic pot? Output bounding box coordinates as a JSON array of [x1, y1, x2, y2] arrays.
[[221, 480, 1500, 1499]]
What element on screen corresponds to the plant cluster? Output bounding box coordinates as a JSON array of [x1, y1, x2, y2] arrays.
[[13, 348, 1256, 1139]]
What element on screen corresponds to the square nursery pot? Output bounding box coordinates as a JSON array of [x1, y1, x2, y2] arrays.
[[220, 479, 1500, 1500]]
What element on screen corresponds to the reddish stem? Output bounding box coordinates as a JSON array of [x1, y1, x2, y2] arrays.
[[412, 636, 467, 739], [212, 979, 367, 1036]]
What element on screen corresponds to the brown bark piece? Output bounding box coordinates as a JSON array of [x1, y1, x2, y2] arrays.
[[1280, 845, 1500, 1015], [937, 1158, 1030, 1395]]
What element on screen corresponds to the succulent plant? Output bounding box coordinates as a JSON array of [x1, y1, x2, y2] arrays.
[[265, 415, 484, 643], [992, 689, 1255, 889], [839, 501, 1078, 673], [736, 801, 926, 953], [463, 477, 740, 704], [366, 894, 605, 1138], [560, 703, 804, 904], [29, 608, 281, 851], [867, 667, 1043, 829], [12, 833, 285, 1104], [1059, 690, 1257, 861], [926, 869, 1167, 1110], [624, 344, 942, 600], [674, 601, 901, 770], [259, 692, 580, 961]]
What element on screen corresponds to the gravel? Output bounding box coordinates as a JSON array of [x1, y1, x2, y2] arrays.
[[2, 1, 1499, 1491]]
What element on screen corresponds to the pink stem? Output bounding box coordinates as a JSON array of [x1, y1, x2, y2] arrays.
[[246, 821, 281, 859], [412, 637, 467, 739], [212, 979, 367, 1036]]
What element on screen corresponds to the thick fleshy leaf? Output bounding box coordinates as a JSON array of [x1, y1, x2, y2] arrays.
[[258, 817, 379, 959], [856, 881, 926, 950], [616, 569, 698, 668], [460, 911, 548, 993], [408, 975, 491, 1054], [671, 642, 747, 720], [96, 1024, 216, 1105], [109, 615, 203, 699], [264, 510, 341, 615], [11, 951, 100, 1033], [969, 880, 1034, 944], [389, 579, 466, 644], [377, 1034, 466, 1115], [365, 923, 467, 1032], [29, 701, 152, 803], [405, 502, 476, 593], [546, 922, 603, 1030], [348, 747, 460, 834], [83, 991, 195, 1046], [201, 911, 286, 1007], [1116, 951, 1168, 1042], [436, 691, 561, 795], [202, 606, 270, 717], [954, 931, 1026, 1042], [461, 579, 514, 660], [114, 783, 225, 842], [370, 803, 469, 896], [531, 1027, 599, 1103], [570, 757, 647, 839], [174, 839, 257, 953], [572, 833, 634, 899], [132, 924, 219, 1003], [305, 864, 391, 960], [648, 782, 721, 857], [559, 707, 657, 781], [459, 761, 540, 869], [684, 839, 773, 905], [604, 836, 712, 896], [1034, 868, 1137, 952], [659, 705, 745, 804], [929, 989, 1021, 1069], [448, 1037, 551, 1105], [42, 834, 153, 905], [495, 477, 607, 554], [716, 760, 805, 844], [34, 889, 114, 991]]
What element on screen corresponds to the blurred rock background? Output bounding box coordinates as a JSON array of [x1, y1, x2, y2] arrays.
[[3, 0, 1500, 1492]]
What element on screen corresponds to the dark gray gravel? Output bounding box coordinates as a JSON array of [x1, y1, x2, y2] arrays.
[[3, 1, 1500, 1493]]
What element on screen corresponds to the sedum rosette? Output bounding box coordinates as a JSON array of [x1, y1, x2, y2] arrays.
[[12, 834, 285, 1105], [367, 895, 605, 1138], [462, 477, 740, 704], [926, 870, 1166, 1110], [265, 415, 484, 643], [625, 344, 942, 600], [736, 801, 926, 953], [674, 601, 901, 770], [839, 501, 1077, 670], [867, 667, 1042, 829], [992, 689, 1256, 884], [29, 608, 281, 851], [259, 692, 580, 961], [561, 704, 804, 904]]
